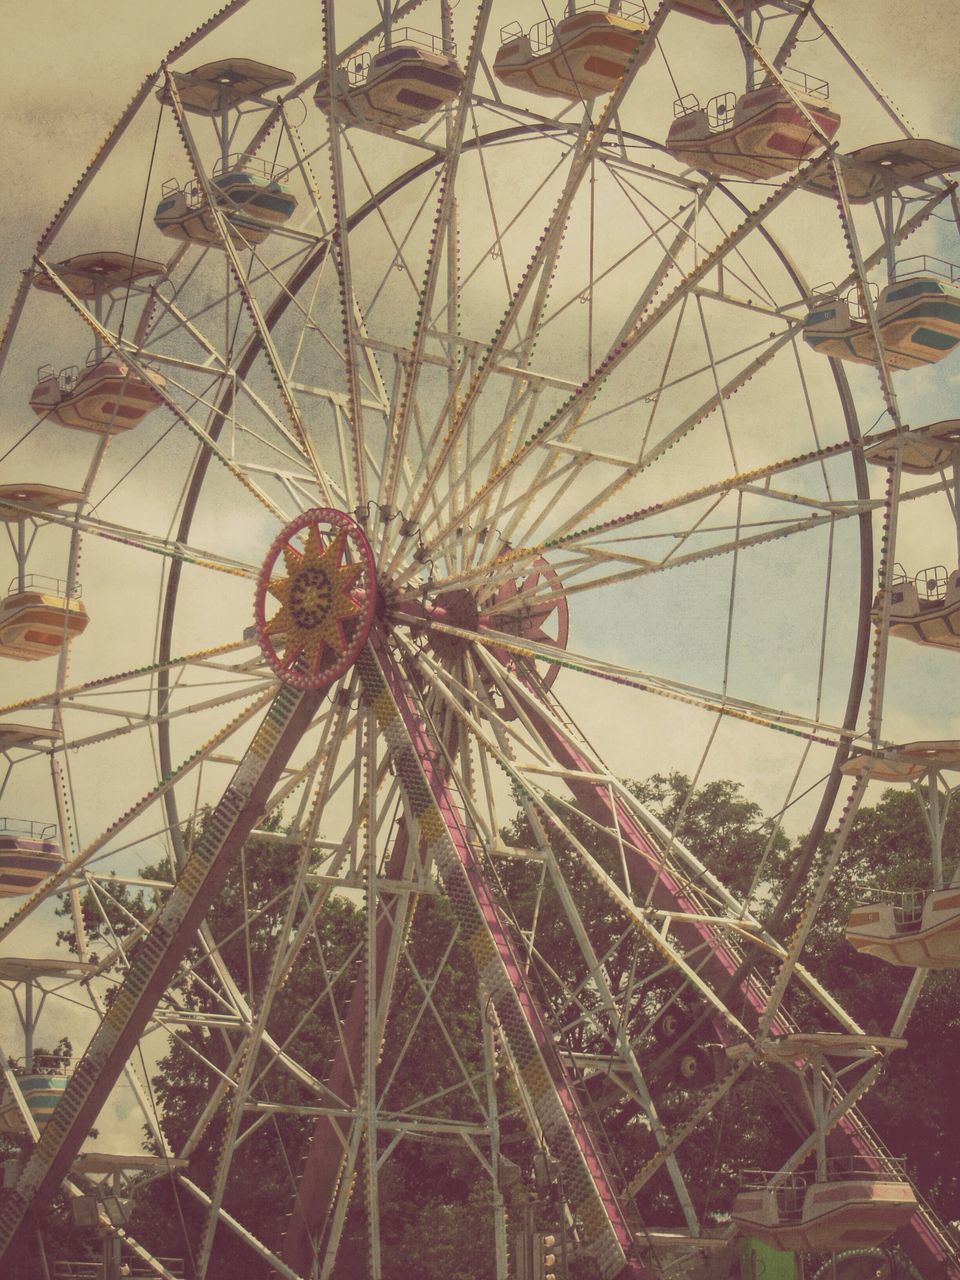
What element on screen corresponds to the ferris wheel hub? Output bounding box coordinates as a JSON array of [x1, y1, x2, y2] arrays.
[[425, 587, 481, 659], [254, 508, 377, 689]]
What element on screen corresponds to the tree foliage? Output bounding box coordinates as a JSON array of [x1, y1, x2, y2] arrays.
[[21, 773, 960, 1273]]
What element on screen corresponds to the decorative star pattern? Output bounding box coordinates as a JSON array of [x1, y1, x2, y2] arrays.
[[265, 523, 364, 680]]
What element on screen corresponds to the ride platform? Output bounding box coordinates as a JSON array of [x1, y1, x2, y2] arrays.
[[315, 30, 464, 132], [494, 5, 651, 101], [665, 79, 840, 180], [847, 887, 960, 969], [805, 138, 960, 204], [32, 252, 166, 299], [0, 485, 83, 524], [30, 355, 165, 434], [671, 0, 748, 22], [803, 274, 960, 370], [864, 420, 960, 473], [156, 58, 295, 114], [0, 723, 62, 752], [732, 1160, 917, 1253], [841, 741, 960, 783], [727, 1033, 907, 1065]]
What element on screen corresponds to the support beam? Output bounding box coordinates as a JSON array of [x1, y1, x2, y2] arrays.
[[358, 633, 652, 1280], [0, 678, 328, 1264]]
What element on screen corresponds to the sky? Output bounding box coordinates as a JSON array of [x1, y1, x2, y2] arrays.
[[1, 0, 959, 300], [1, 0, 960, 1160]]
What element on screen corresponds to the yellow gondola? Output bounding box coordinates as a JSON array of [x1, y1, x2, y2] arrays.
[[732, 1161, 917, 1253], [847, 888, 960, 969], [0, 576, 88, 661], [881, 564, 960, 651]]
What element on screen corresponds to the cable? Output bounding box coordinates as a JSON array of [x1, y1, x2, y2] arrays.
[[0, 419, 41, 465], [118, 97, 165, 344], [134, 1039, 197, 1276]]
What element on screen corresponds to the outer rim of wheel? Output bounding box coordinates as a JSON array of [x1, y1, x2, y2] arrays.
[[22, 98, 877, 1258], [150, 122, 873, 874], [143, 119, 875, 1145]]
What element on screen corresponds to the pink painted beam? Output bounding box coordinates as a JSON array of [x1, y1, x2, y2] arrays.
[[359, 637, 654, 1280]]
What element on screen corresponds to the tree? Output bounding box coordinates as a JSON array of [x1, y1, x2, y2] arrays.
[[33, 775, 960, 1271]]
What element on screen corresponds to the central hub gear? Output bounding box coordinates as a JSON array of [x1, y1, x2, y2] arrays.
[[288, 567, 335, 629], [428, 587, 481, 660], [254, 508, 377, 689]]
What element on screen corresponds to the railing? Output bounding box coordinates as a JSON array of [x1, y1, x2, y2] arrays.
[[897, 254, 960, 284], [740, 1153, 909, 1191], [345, 50, 371, 84], [160, 176, 204, 210], [739, 1169, 807, 1219], [672, 92, 701, 118], [527, 17, 558, 55], [378, 26, 456, 58], [825, 1153, 909, 1182], [675, 88, 738, 129], [891, 563, 949, 603], [778, 65, 830, 100], [856, 887, 927, 931], [53, 1260, 185, 1280], [78, 347, 158, 382], [6, 572, 82, 599], [845, 282, 880, 321], [23, 1051, 72, 1073], [777, 1177, 807, 1222], [739, 1167, 808, 1191], [805, 282, 839, 312], [707, 91, 737, 129], [571, 0, 649, 19], [35, 363, 82, 392], [0, 817, 58, 841], [212, 152, 289, 183]]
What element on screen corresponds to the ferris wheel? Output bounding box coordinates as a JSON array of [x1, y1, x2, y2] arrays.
[[1, 1, 960, 1277]]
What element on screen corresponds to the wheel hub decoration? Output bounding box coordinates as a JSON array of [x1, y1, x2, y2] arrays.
[[254, 508, 376, 688]]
